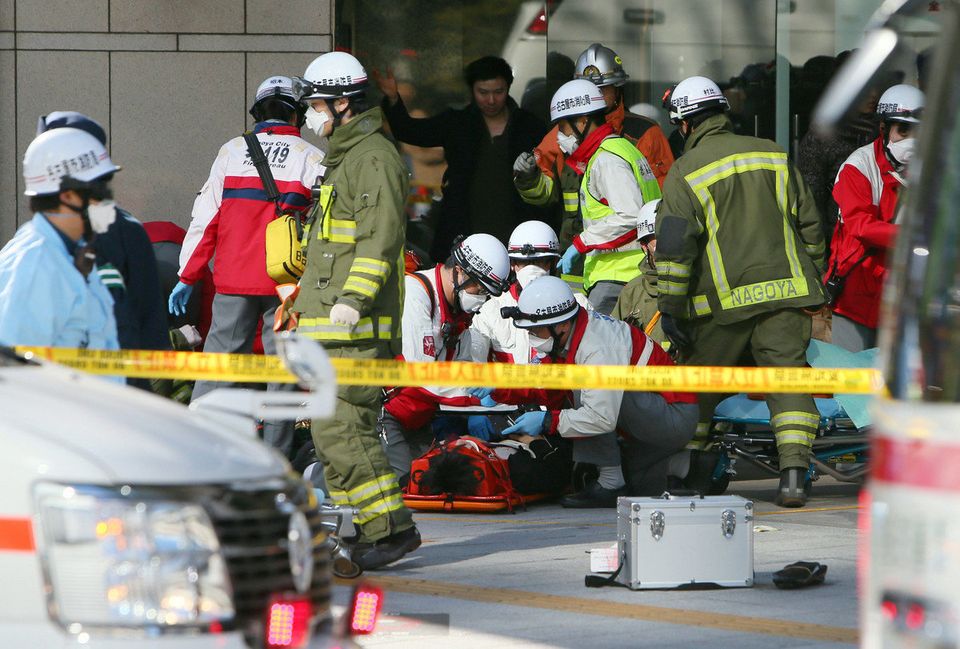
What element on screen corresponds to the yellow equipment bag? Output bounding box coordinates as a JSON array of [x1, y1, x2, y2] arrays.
[[265, 215, 306, 284]]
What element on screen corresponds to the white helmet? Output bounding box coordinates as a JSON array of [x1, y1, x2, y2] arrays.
[[575, 43, 628, 88], [506, 275, 580, 328], [452, 234, 511, 296], [549, 79, 606, 123], [23, 127, 119, 196], [250, 75, 304, 119], [665, 75, 729, 124], [299, 52, 369, 100], [877, 84, 924, 124], [508, 221, 561, 259], [637, 199, 659, 241]]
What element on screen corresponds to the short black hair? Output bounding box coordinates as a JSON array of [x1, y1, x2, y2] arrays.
[[464, 56, 513, 89], [253, 97, 300, 123], [687, 106, 725, 130], [29, 194, 61, 213]]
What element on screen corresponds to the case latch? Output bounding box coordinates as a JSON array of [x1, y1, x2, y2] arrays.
[[721, 509, 737, 538], [650, 510, 665, 541]]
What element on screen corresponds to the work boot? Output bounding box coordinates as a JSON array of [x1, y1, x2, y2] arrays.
[[560, 481, 626, 508], [354, 526, 421, 571], [682, 449, 721, 495], [775, 467, 812, 508]]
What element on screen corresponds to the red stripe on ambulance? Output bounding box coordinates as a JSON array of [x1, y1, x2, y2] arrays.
[[872, 436, 960, 492]]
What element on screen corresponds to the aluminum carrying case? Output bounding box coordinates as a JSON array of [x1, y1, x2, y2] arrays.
[[615, 493, 754, 589]]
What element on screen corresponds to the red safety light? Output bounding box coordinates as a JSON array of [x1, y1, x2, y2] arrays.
[[526, 7, 548, 34], [905, 604, 926, 631], [265, 596, 313, 648], [347, 583, 384, 636], [881, 599, 898, 621]]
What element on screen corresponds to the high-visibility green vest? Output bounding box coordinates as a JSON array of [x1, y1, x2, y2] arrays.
[[580, 137, 661, 291]]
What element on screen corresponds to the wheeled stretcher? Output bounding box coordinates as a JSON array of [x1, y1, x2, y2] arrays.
[[701, 392, 869, 494]]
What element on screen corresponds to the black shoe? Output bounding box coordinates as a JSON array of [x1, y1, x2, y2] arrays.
[[354, 526, 422, 571], [681, 449, 721, 495], [560, 481, 625, 508], [775, 468, 812, 508]]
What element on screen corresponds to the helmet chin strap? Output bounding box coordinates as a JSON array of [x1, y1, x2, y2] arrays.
[[325, 98, 348, 127]]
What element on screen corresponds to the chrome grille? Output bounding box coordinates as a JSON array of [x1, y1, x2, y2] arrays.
[[201, 477, 331, 628]]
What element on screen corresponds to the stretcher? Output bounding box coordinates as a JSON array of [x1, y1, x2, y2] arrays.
[[701, 392, 869, 495]]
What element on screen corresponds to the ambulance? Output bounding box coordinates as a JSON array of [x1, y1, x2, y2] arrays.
[[0, 335, 376, 648], [814, 1, 959, 647]]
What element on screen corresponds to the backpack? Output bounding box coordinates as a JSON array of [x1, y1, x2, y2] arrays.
[[403, 437, 527, 512]]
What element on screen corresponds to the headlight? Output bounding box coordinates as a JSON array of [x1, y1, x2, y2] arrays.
[[33, 483, 234, 629]]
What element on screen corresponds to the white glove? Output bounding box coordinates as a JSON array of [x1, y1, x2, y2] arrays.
[[177, 325, 203, 348], [513, 151, 540, 186], [330, 303, 361, 327]]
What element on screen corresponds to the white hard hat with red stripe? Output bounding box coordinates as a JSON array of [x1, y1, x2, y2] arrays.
[[508, 221, 561, 259], [507, 275, 579, 328], [299, 52, 369, 100], [453, 233, 511, 296], [877, 84, 924, 124], [549, 79, 606, 123], [666, 75, 729, 124], [23, 127, 119, 196]]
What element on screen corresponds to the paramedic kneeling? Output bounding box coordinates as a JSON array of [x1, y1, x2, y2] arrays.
[[499, 275, 697, 507]]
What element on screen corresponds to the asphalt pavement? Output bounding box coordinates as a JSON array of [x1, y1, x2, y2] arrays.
[[333, 477, 861, 649]]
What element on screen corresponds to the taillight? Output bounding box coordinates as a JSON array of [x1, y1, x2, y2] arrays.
[[265, 596, 313, 648], [526, 7, 548, 34], [347, 583, 384, 636]]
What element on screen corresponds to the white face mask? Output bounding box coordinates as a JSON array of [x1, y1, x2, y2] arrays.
[[458, 289, 488, 313], [886, 137, 915, 167], [557, 131, 579, 156], [305, 106, 331, 137], [516, 264, 548, 289], [86, 200, 117, 234], [528, 332, 554, 354]]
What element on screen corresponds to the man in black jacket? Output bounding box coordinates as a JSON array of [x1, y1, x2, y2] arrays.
[[375, 56, 549, 260]]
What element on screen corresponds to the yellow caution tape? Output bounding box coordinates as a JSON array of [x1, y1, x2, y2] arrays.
[[16, 346, 883, 394]]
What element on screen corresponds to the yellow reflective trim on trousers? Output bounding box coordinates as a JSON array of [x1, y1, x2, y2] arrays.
[[692, 295, 710, 316], [329, 489, 349, 505], [771, 411, 820, 429], [346, 473, 402, 503], [776, 431, 817, 446], [658, 261, 691, 279], [686, 153, 791, 298], [355, 493, 406, 524], [718, 276, 809, 311], [378, 317, 393, 336]]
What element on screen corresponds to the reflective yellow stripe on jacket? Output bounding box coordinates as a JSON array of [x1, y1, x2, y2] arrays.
[[684, 152, 809, 312], [297, 315, 394, 342]]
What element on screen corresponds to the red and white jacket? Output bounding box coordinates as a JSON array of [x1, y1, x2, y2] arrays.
[[383, 266, 479, 430], [470, 281, 591, 364], [179, 122, 326, 295], [829, 136, 902, 329], [494, 309, 696, 438]]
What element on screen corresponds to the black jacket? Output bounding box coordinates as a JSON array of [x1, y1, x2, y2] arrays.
[[382, 95, 549, 260]]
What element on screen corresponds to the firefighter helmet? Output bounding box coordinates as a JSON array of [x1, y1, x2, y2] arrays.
[[575, 43, 629, 88], [876, 84, 924, 124], [508, 221, 561, 259], [666, 75, 729, 124], [549, 79, 606, 123]]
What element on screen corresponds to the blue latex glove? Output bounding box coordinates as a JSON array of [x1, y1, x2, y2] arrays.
[[480, 395, 499, 407], [168, 281, 194, 316], [502, 410, 548, 437], [559, 245, 581, 275], [467, 415, 498, 441], [468, 387, 495, 399]]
